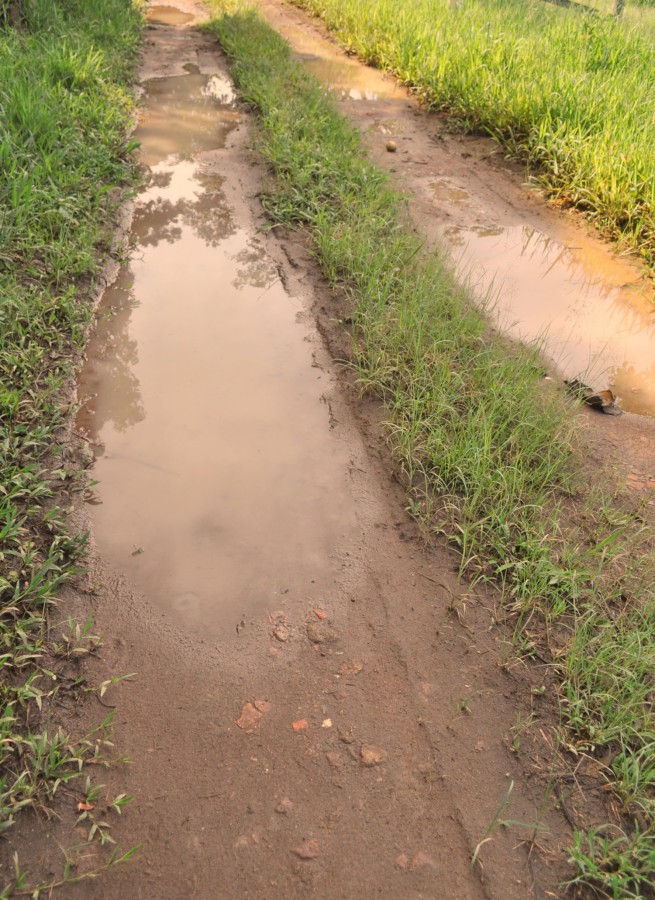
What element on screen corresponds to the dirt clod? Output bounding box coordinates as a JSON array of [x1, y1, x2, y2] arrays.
[[326, 751, 344, 768], [338, 658, 363, 676], [293, 839, 320, 859], [273, 624, 291, 642], [306, 622, 339, 643], [360, 745, 388, 766], [275, 797, 294, 815]]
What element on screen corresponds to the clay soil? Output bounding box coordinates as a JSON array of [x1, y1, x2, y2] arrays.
[[4, 1, 655, 898]]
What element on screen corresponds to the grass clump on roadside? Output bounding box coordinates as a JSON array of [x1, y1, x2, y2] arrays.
[[205, 2, 655, 894], [288, 0, 655, 274], [0, 0, 142, 892]]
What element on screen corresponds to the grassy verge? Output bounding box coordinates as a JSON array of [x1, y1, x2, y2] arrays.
[[286, 0, 655, 275], [205, 2, 655, 894], [0, 0, 142, 892]]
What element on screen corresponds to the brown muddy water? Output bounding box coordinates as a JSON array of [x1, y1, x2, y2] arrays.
[[146, 5, 194, 26], [436, 210, 655, 418], [260, 3, 655, 417], [77, 61, 356, 636], [283, 23, 405, 102]]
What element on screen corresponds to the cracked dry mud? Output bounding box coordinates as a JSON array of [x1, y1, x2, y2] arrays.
[[9, 0, 655, 897]]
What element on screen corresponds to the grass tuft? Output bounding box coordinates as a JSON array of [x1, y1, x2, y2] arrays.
[[0, 0, 142, 891]]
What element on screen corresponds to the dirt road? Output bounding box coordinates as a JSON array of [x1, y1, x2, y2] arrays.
[[15, 1, 655, 896]]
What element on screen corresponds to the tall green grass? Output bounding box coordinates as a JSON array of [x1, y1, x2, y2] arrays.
[[205, 3, 655, 893], [0, 0, 142, 890], [289, 0, 655, 270]]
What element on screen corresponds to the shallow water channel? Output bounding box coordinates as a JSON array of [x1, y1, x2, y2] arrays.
[[77, 50, 355, 635]]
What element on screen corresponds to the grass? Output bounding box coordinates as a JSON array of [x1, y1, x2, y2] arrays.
[[286, 0, 655, 275], [0, 0, 142, 891], [204, 2, 655, 894]]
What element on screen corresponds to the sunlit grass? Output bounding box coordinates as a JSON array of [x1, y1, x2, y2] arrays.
[[288, 0, 655, 272], [0, 0, 142, 888]]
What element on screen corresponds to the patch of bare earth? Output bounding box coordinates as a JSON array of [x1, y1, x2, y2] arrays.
[[6, 1, 655, 897]]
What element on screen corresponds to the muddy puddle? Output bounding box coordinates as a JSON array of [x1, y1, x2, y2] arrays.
[[260, 3, 655, 417], [77, 62, 356, 636], [146, 5, 194, 25], [438, 219, 655, 417], [260, 9, 405, 102]]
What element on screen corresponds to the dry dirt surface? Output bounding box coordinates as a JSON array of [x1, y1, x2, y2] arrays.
[[6, 1, 655, 898]]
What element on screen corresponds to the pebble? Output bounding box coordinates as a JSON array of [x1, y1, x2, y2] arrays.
[[386, 140, 397, 152]]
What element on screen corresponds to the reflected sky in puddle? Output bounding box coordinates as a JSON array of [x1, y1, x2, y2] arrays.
[[78, 70, 356, 636], [440, 223, 655, 416]]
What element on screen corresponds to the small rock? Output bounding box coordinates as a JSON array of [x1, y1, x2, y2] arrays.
[[338, 728, 355, 744], [395, 852, 409, 869], [386, 140, 397, 152], [292, 719, 309, 731], [236, 702, 268, 731], [293, 838, 320, 860], [275, 797, 294, 815], [325, 752, 343, 769], [306, 622, 339, 644], [361, 745, 388, 767], [313, 608, 328, 620], [321, 718, 332, 728]]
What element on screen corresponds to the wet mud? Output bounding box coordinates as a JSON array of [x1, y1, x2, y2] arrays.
[[147, 4, 194, 25]]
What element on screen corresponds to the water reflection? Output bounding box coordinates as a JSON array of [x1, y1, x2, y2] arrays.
[[78, 271, 144, 441], [231, 244, 278, 290], [138, 74, 241, 166], [137, 164, 236, 248], [77, 66, 356, 637], [439, 222, 655, 415]]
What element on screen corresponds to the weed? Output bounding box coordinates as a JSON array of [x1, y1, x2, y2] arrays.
[[470, 780, 549, 871]]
